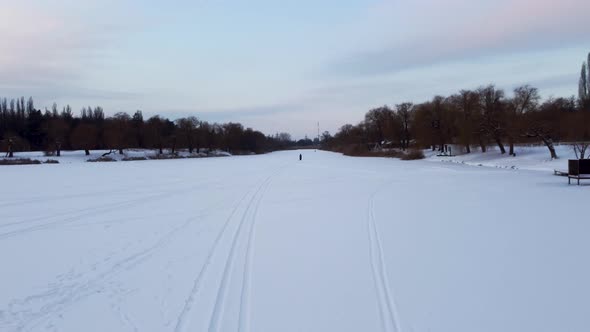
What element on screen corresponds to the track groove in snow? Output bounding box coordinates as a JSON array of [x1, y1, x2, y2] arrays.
[[0, 181, 214, 240], [175, 164, 285, 332], [8, 211, 209, 331], [368, 189, 401, 332], [0, 178, 188, 210], [2, 151, 588, 332], [207, 168, 280, 332], [237, 173, 272, 332], [173, 180, 260, 332]]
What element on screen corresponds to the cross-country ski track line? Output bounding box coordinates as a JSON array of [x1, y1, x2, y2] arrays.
[[236, 170, 274, 332], [0, 180, 219, 240], [207, 170, 279, 332], [367, 189, 402, 332], [4, 151, 586, 332], [7, 210, 212, 332], [174, 165, 285, 332]]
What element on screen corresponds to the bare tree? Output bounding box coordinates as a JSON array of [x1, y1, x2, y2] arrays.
[[45, 117, 68, 156], [396, 103, 413, 150], [104, 112, 131, 154], [364, 106, 394, 145], [146, 116, 165, 154], [507, 85, 540, 156], [478, 85, 507, 154], [569, 107, 590, 159], [452, 90, 479, 153], [522, 98, 566, 159], [573, 143, 590, 159], [176, 116, 200, 153], [71, 123, 98, 156]]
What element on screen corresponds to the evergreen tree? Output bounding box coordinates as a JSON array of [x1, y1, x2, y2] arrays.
[[580, 53, 590, 109], [580, 62, 588, 102]]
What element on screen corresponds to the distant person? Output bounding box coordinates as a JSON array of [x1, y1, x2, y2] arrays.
[[299, 154, 302, 161]]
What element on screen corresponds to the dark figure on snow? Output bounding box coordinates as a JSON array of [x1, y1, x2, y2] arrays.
[[299, 154, 302, 161], [5, 138, 14, 158]]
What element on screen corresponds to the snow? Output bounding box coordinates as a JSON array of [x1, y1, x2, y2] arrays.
[[0, 149, 231, 164], [0, 150, 588, 332], [426, 144, 578, 172]]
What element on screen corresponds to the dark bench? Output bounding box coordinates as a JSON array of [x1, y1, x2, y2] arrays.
[[568, 159, 590, 185]]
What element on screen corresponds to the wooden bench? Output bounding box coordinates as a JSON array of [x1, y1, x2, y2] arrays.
[[568, 159, 590, 185]]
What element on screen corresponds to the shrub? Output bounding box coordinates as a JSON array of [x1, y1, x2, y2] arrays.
[[87, 156, 116, 162], [372, 150, 405, 158], [148, 154, 185, 160], [333, 144, 408, 158], [335, 144, 371, 156], [122, 156, 148, 161], [401, 149, 425, 160], [44, 159, 59, 164], [0, 158, 42, 165]]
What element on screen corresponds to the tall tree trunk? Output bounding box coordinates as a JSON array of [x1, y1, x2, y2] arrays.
[[119, 148, 123, 155], [465, 144, 471, 154], [85, 149, 90, 156], [495, 138, 506, 154], [508, 139, 514, 156], [526, 131, 558, 159], [8, 140, 13, 157], [479, 138, 486, 153], [541, 136, 558, 159]]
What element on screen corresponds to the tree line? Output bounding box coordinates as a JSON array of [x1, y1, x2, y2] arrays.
[[0, 98, 295, 157], [323, 52, 590, 159]]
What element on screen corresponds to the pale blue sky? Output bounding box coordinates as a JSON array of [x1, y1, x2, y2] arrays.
[[0, 0, 588, 138]]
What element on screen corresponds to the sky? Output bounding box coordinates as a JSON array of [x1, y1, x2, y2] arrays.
[[0, 0, 588, 138]]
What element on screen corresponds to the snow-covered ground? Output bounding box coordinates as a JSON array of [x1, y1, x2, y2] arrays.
[[0, 150, 588, 332], [427, 144, 578, 172], [0, 149, 231, 164]]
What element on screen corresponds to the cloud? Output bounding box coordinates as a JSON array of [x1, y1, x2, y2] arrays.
[[0, 1, 144, 100], [326, 0, 590, 76]]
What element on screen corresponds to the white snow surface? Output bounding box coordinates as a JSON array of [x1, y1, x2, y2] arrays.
[[0, 149, 231, 164], [426, 144, 578, 172], [0, 150, 588, 332]]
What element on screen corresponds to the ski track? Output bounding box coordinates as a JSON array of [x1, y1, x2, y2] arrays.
[[236, 173, 270, 332], [0, 180, 216, 240], [172, 180, 261, 332], [368, 189, 402, 332], [206, 175, 273, 332], [0, 177, 188, 210], [2, 150, 589, 332], [174, 164, 285, 332], [4, 210, 210, 332]]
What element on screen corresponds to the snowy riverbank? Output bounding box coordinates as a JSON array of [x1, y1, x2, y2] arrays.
[[426, 144, 579, 172]]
